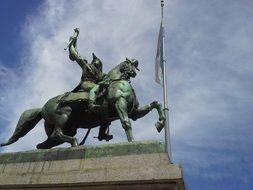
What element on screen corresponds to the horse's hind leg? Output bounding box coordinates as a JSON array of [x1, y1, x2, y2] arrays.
[[37, 138, 62, 149], [50, 128, 78, 147], [115, 97, 134, 142], [37, 124, 78, 149], [37, 123, 63, 149], [50, 106, 78, 147]]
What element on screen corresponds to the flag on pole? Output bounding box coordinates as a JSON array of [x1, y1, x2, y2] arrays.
[[155, 22, 164, 85], [155, 0, 172, 160]]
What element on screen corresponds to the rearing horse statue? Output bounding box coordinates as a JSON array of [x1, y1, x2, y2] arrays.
[[1, 59, 165, 149]]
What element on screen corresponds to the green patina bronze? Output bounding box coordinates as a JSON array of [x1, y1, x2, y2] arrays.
[[1, 29, 165, 149]]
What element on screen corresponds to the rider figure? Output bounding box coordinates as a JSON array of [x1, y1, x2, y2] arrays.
[[67, 28, 112, 141], [68, 28, 107, 111]]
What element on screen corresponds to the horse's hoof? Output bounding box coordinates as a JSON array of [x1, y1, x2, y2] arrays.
[[155, 121, 164, 133], [36, 143, 48, 149], [98, 134, 113, 141], [71, 139, 78, 147], [105, 135, 113, 141], [150, 101, 159, 108], [127, 138, 135, 142]]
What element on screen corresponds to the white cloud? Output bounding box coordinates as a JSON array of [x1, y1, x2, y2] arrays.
[[0, 3, 253, 187], [0, 65, 19, 121]]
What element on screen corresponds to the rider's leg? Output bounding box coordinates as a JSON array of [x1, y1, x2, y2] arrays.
[[81, 81, 100, 110], [115, 97, 134, 142], [88, 84, 101, 111]]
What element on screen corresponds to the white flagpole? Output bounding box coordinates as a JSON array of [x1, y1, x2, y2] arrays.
[[161, 0, 172, 161]]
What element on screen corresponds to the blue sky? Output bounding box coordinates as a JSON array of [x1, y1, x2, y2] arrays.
[[0, 0, 252, 189]]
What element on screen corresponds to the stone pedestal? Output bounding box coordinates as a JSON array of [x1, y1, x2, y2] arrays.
[[0, 141, 185, 189]]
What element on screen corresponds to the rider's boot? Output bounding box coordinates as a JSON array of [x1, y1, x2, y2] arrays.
[[88, 99, 100, 112]]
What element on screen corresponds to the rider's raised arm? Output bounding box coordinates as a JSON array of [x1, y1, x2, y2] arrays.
[[68, 28, 88, 68]]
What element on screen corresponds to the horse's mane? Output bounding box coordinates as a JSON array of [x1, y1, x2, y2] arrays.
[[107, 61, 128, 80]]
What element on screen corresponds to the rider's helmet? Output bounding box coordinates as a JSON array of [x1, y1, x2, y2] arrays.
[[91, 53, 102, 72]]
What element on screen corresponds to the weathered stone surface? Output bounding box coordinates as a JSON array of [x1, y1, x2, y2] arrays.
[[0, 141, 185, 190], [0, 140, 165, 164]]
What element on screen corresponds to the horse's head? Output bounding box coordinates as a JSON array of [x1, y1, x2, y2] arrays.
[[107, 58, 140, 80], [91, 53, 102, 72], [119, 58, 139, 79]]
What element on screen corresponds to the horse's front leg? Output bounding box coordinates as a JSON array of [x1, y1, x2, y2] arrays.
[[150, 101, 166, 132], [129, 104, 152, 121], [115, 97, 134, 142], [130, 101, 165, 133]]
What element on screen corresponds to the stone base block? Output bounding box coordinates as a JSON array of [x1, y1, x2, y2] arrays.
[[0, 141, 185, 190]]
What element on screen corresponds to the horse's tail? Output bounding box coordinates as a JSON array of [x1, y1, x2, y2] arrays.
[[1, 108, 43, 147]]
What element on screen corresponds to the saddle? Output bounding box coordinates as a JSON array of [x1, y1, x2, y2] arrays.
[[58, 91, 89, 104], [57, 89, 107, 106]]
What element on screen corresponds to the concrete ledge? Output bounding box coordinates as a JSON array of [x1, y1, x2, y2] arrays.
[[0, 141, 185, 190]]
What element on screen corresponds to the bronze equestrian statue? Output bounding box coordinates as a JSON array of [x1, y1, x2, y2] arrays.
[[1, 29, 165, 149]]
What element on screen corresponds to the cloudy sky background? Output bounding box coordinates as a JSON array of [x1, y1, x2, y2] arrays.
[[0, 0, 252, 189]]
